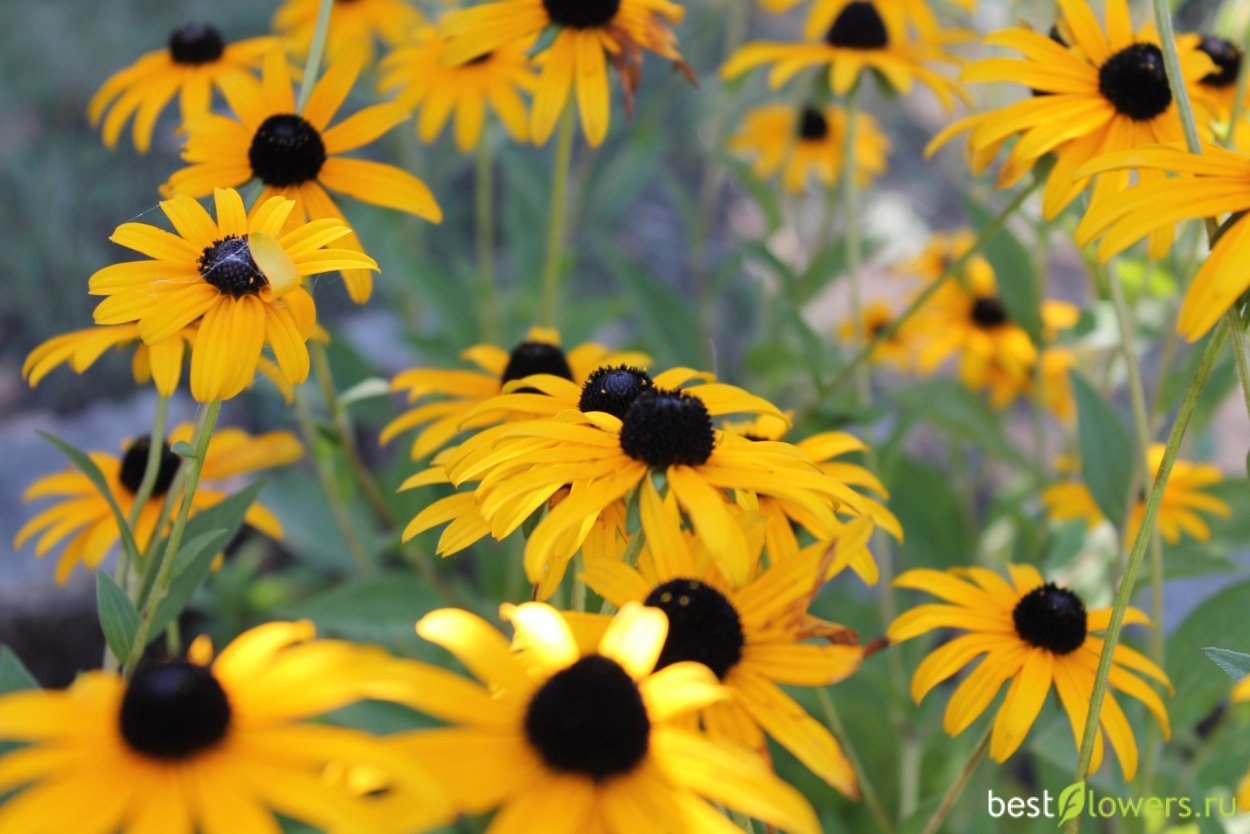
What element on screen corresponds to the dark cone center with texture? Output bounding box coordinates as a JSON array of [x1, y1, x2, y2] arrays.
[[1012, 583, 1087, 655], [168, 24, 226, 65], [798, 107, 829, 140], [644, 579, 745, 679], [198, 235, 267, 297], [542, 0, 621, 29], [579, 366, 654, 418], [619, 389, 715, 469], [1098, 43, 1172, 121], [970, 295, 1010, 328], [826, 2, 888, 50], [119, 436, 182, 497], [500, 341, 574, 387], [1198, 36, 1241, 88], [524, 655, 650, 780], [120, 661, 232, 760], [248, 114, 327, 187]]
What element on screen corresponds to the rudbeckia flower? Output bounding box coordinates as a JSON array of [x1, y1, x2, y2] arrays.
[[1075, 143, 1250, 339], [0, 621, 450, 834], [575, 482, 865, 795], [1189, 35, 1248, 123], [1041, 445, 1230, 543], [89, 188, 376, 402], [757, 0, 973, 41], [382, 328, 648, 460], [14, 423, 302, 583], [88, 24, 275, 153], [165, 47, 438, 303], [722, 1, 968, 111], [385, 602, 821, 834], [274, 0, 423, 64], [440, 0, 690, 146], [926, 0, 1216, 256], [983, 346, 1078, 419], [836, 301, 918, 371], [728, 103, 890, 193], [889, 564, 1171, 778], [378, 26, 538, 151]]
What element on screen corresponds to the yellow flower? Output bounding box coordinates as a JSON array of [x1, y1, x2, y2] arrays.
[[1076, 142, 1250, 339], [757, 0, 974, 41], [836, 301, 918, 371], [927, 0, 1215, 257], [1041, 445, 1230, 544], [165, 47, 438, 303], [1235, 675, 1250, 808], [983, 346, 1078, 419], [379, 25, 538, 151], [723, 1, 968, 110], [728, 103, 890, 193], [14, 423, 302, 583], [889, 564, 1171, 778], [89, 188, 374, 402], [440, 0, 689, 146], [0, 621, 449, 834], [274, 0, 423, 64], [384, 602, 821, 834], [576, 484, 865, 795], [1188, 34, 1248, 123], [88, 24, 275, 153]]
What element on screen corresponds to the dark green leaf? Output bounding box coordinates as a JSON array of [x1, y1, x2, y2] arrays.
[[1168, 579, 1250, 729], [96, 571, 139, 661], [1070, 370, 1134, 525], [274, 575, 446, 649], [885, 456, 973, 567], [1203, 647, 1250, 682], [0, 647, 38, 694], [890, 378, 1031, 469], [169, 441, 196, 458], [612, 255, 702, 366], [37, 431, 140, 563]]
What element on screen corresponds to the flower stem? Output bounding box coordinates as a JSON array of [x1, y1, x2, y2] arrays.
[[540, 104, 576, 329], [816, 687, 894, 834], [117, 395, 170, 591], [918, 725, 991, 834], [123, 399, 222, 674], [476, 137, 501, 343], [295, 0, 334, 113]]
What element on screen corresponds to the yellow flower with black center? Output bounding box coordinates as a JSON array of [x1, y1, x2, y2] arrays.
[[889, 564, 1171, 778], [14, 423, 302, 584], [728, 103, 890, 194], [722, 1, 968, 110], [88, 24, 275, 153], [574, 482, 865, 795], [88, 188, 375, 403], [0, 621, 450, 834], [1189, 34, 1248, 123], [1076, 143, 1250, 339], [1041, 445, 1230, 544], [379, 26, 538, 151], [983, 346, 1078, 419], [837, 301, 919, 371], [164, 47, 438, 304], [439, 0, 690, 147], [385, 601, 820, 834], [382, 327, 649, 460], [274, 0, 424, 64], [757, 0, 973, 42], [926, 0, 1215, 258]]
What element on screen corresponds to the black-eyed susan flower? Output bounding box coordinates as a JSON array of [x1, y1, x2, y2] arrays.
[[1041, 445, 1229, 544], [1075, 143, 1250, 339], [379, 26, 538, 151], [984, 346, 1078, 419], [385, 601, 821, 834], [440, 0, 690, 146], [88, 188, 375, 402], [889, 564, 1171, 778], [382, 328, 648, 460], [0, 621, 450, 834], [722, 1, 968, 110], [758, 0, 973, 41], [926, 0, 1215, 256], [274, 0, 423, 64], [88, 24, 274, 153], [728, 103, 890, 194], [165, 47, 436, 303], [1189, 35, 1247, 122], [14, 423, 302, 583], [575, 482, 864, 795], [836, 301, 919, 371]]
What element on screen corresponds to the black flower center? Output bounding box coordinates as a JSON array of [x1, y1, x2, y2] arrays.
[[826, 2, 888, 50], [579, 366, 654, 418], [798, 107, 829, 140], [248, 114, 327, 187], [1198, 36, 1241, 89], [542, 0, 621, 29], [524, 654, 650, 780], [168, 24, 226, 65], [1098, 43, 1172, 121], [970, 296, 1009, 328], [1012, 583, 1087, 655], [619, 389, 715, 469], [119, 436, 182, 498], [500, 341, 574, 388], [644, 579, 745, 679], [198, 235, 268, 297], [120, 661, 232, 760]]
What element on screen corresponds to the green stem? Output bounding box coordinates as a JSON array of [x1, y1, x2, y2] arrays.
[[918, 726, 991, 834], [816, 687, 894, 834], [295, 0, 334, 113], [475, 137, 501, 343], [539, 105, 576, 329], [841, 85, 869, 406], [1225, 308, 1250, 422], [1064, 320, 1229, 834], [123, 399, 222, 674]]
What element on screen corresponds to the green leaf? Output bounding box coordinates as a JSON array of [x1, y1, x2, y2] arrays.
[[1168, 578, 1250, 728], [890, 378, 1031, 469], [0, 647, 38, 694], [274, 575, 446, 649], [1203, 647, 1250, 682], [1056, 781, 1086, 827], [37, 431, 140, 564], [96, 571, 139, 661], [965, 195, 1043, 342], [885, 456, 973, 567], [338, 377, 391, 408], [1069, 370, 1134, 525], [169, 441, 196, 458], [612, 255, 702, 366]]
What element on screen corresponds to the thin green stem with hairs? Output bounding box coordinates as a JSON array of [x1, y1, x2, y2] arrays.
[[540, 105, 576, 328], [918, 726, 992, 834], [295, 0, 334, 113]]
